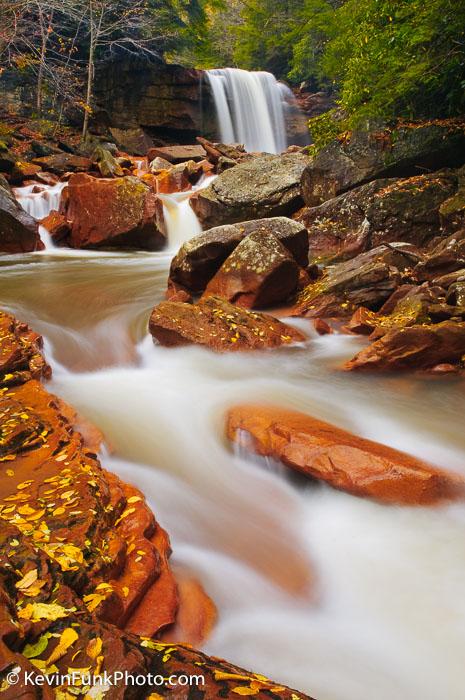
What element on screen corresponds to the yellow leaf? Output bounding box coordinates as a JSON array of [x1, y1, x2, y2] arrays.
[[86, 637, 103, 659], [18, 602, 72, 622], [47, 627, 79, 664], [15, 568, 38, 590], [232, 687, 259, 696]]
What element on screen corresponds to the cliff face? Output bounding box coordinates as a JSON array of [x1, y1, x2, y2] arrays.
[[93, 55, 217, 144]]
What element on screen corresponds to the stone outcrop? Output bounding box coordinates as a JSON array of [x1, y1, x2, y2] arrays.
[[169, 217, 309, 293], [0, 309, 313, 699], [190, 154, 310, 228], [296, 172, 457, 264], [203, 230, 300, 308], [93, 55, 217, 143], [344, 320, 465, 372], [301, 120, 465, 205], [149, 296, 306, 351], [293, 244, 416, 318], [226, 405, 465, 505], [64, 173, 166, 249], [31, 153, 93, 174], [0, 175, 43, 253]]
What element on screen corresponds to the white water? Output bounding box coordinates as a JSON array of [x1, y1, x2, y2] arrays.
[[158, 175, 216, 250], [1, 251, 465, 700], [207, 68, 292, 153], [14, 181, 67, 250]]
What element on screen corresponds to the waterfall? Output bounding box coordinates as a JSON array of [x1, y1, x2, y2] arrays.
[[158, 175, 216, 251], [14, 182, 67, 250], [206, 68, 291, 154]]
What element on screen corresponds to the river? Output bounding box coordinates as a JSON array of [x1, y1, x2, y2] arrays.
[[1, 245, 465, 700]]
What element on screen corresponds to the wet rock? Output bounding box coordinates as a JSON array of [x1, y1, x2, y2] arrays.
[[31, 153, 93, 174], [169, 217, 309, 292], [227, 405, 465, 505], [301, 121, 465, 205], [10, 160, 42, 184], [296, 173, 456, 264], [65, 173, 166, 250], [161, 570, 217, 646], [149, 156, 174, 172], [191, 153, 310, 228], [313, 318, 333, 335], [0, 310, 51, 385], [293, 244, 407, 318], [154, 160, 204, 194], [415, 229, 465, 281], [0, 175, 43, 253], [345, 320, 465, 371], [0, 142, 16, 172], [92, 144, 124, 177], [40, 210, 71, 244], [147, 144, 206, 163], [149, 296, 306, 351], [203, 230, 300, 308]]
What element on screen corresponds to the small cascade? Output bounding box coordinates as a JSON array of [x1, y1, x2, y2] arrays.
[[158, 175, 216, 251], [206, 68, 292, 153], [14, 181, 67, 250], [15, 181, 66, 220]]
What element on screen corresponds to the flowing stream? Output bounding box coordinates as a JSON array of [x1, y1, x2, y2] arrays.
[[206, 68, 295, 153], [1, 237, 465, 699]]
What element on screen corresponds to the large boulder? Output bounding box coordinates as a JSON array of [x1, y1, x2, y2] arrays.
[[147, 144, 206, 164], [345, 320, 465, 371], [149, 296, 306, 351], [65, 173, 166, 249], [302, 121, 465, 206], [293, 244, 415, 318], [203, 230, 300, 308], [0, 175, 43, 253], [226, 405, 465, 505], [169, 217, 309, 292], [190, 153, 310, 228], [296, 172, 457, 264]]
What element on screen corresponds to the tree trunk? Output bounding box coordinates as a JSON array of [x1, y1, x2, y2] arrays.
[[82, 0, 95, 140]]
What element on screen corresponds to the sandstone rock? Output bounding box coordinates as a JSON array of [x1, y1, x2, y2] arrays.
[[0, 310, 51, 385], [203, 230, 300, 308], [149, 296, 306, 351], [10, 160, 42, 183], [345, 320, 465, 371], [65, 173, 166, 249], [415, 229, 465, 281], [109, 125, 154, 155], [293, 245, 406, 318], [191, 153, 310, 228], [313, 318, 333, 335], [161, 570, 217, 646], [31, 153, 93, 174], [302, 121, 465, 205], [0, 175, 43, 253], [40, 210, 70, 244], [147, 144, 206, 163], [296, 173, 456, 264], [149, 156, 173, 172], [93, 144, 124, 177], [169, 217, 309, 292], [226, 405, 465, 505]]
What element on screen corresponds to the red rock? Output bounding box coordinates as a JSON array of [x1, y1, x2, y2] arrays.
[[31, 153, 93, 174], [165, 279, 193, 303], [10, 160, 42, 183], [344, 307, 377, 335], [66, 173, 166, 249], [203, 230, 300, 309], [147, 144, 206, 163], [226, 405, 465, 505], [345, 320, 465, 372], [149, 296, 306, 351], [0, 310, 50, 385], [39, 210, 70, 244], [313, 318, 333, 335], [161, 569, 217, 646]]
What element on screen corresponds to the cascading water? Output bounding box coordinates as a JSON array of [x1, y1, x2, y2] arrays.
[[206, 68, 292, 154], [14, 181, 67, 250], [158, 175, 216, 250]]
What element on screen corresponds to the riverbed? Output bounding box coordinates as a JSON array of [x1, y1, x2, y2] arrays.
[[1, 247, 465, 700]]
